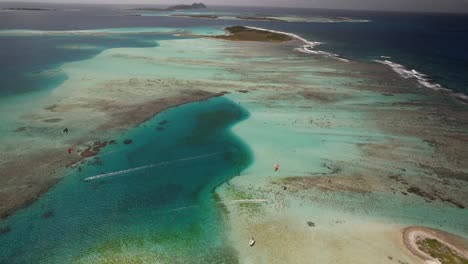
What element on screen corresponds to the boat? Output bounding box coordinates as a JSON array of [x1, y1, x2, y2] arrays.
[[249, 237, 255, 247]]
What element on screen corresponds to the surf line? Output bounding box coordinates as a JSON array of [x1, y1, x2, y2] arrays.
[[83, 152, 223, 181], [244, 26, 348, 62], [375, 59, 468, 103]]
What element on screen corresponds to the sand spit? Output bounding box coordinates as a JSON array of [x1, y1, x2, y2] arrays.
[[403, 227, 468, 263]]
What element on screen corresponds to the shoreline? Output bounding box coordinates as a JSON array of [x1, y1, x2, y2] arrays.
[[402, 227, 468, 263]]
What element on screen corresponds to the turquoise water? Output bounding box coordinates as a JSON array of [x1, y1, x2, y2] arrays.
[[0, 27, 225, 96], [0, 96, 251, 264]]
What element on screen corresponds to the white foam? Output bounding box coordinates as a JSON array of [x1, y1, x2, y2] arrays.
[[83, 152, 223, 181], [375, 59, 467, 102], [244, 26, 349, 62]]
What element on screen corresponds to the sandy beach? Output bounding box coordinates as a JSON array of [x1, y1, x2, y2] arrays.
[[403, 227, 468, 263]]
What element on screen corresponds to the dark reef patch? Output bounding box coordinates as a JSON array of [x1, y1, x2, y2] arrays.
[[43, 118, 62, 123], [42, 210, 54, 219], [0, 226, 11, 235], [158, 120, 169, 125], [407, 186, 436, 201], [123, 139, 133, 144], [80, 149, 97, 157], [407, 186, 465, 209], [15, 127, 27, 132]]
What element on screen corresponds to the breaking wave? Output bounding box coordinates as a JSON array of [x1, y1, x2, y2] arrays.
[[375, 59, 468, 103], [245, 26, 349, 62]]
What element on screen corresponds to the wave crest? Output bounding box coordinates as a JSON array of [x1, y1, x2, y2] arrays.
[[375, 59, 467, 103], [245, 26, 348, 62]]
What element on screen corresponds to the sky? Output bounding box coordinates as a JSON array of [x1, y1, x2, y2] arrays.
[[2, 0, 468, 13]]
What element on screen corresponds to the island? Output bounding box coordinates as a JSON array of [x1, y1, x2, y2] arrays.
[[213, 26, 292, 42], [403, 227, 468, 264], [171, 14, 218, 19], [1, 8, 56, 11], [131, 3, 206, 12], [235, 16, 284, 22]]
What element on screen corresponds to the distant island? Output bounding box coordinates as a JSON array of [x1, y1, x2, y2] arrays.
[[171, 14, 218, 19], [1, 8, 56, 11], [131, 3, 206, 12], [235, 16, 284, 22]]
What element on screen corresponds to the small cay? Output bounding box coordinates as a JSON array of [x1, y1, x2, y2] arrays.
[[403, 227, 468, 264], [213, 26, 292, 42]]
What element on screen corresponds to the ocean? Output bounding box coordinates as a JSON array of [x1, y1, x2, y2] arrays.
[[0, 3, 467, 264], [1, 4, 467, 96]]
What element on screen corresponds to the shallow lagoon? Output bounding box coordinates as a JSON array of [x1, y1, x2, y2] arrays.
[[0, 96, 251, 264]]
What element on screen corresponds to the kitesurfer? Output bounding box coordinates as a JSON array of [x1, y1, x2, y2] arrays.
[[274, 164, 279, 171], [63, 128, 69, 133]]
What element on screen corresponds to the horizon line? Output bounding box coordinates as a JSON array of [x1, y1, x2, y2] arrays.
[[1, 0, 468, 14]]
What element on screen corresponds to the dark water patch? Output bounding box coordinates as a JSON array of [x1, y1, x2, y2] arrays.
[[0, 33, 172, 96], [14, 127, 26, 132], [123, 139, 133, 144], [158, 119, 169, 125], [41, 210, 54, 219], [0, 227, 11, 235], [156, 126, 165, 131]]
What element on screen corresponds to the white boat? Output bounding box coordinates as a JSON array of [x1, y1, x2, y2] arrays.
[[249, 237, 255, 247]]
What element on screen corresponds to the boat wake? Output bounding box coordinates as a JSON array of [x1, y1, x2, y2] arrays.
[[375, 59, 468, 103], [245, 26, 349, 62], [83, 152, 223, 181]]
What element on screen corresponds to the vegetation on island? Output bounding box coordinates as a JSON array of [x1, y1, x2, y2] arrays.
[[131, 3, 206, 12], [171, 14, 218, 19], [235, 16, 284, 22], [416, 238, 468, 264], [213, 26, 292, 42]]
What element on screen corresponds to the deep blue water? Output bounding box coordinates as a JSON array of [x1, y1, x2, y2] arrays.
[[1, 4, 467, 95]]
